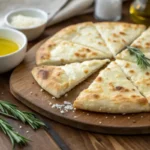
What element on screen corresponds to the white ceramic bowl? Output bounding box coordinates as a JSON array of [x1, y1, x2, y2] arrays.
[[0, 27, 27, 73], [5, 8, 48, 41]]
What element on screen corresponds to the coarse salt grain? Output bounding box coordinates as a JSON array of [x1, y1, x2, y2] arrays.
[[26, 130, 29, 133], [52, 97, 56, 99], [51, 101, 74, 114], [60, 110, 64, 114], [19, 126, 22, 129]]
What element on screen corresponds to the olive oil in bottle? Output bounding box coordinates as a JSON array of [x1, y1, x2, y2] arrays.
[[130, 0, 150, 25]]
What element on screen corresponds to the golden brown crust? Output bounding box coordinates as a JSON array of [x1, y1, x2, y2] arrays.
[[32, 65, 68, 97], [36, 39, 57, 65]]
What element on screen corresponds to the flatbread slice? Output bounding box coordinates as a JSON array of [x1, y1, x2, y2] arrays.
[[116, 59, 150, 103], [51, 22, 112, 57], [116, 27, 150, 62], [95, 22, 146, 56], [36, 39, 109, 65], [74, 62, 150, 113], [32, 59, 109, 98]]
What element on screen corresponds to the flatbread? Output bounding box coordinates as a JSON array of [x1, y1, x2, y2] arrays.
[[32, 59, 109, 98], [74, 62, 150, 113], [116, 27, 150, 62], [116, 59, 150, 103], [51, 22, 112, 57], [36, 39, 109, 65], [95, 22, 146, 56]]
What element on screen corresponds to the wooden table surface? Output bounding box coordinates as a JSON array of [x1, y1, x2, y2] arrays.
[[1, 1, 150, 150]]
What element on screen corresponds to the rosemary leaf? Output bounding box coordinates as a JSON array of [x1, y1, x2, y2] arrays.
[[0, 118, 29, 147], [0, 100, 46, 130], [127, 46, 150, 69]]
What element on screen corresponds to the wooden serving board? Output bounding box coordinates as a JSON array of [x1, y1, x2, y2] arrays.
[[10, 39, 150, 135]]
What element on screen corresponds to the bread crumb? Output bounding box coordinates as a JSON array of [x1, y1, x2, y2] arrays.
[[141, 116, 143, 118], [128, 117, 130, 119], [64, 93, 68, 97], [52, 97, 56, 99], [113, 116, 116, 118], [74, 116, 77, 118], [40, 89, 43, 92], [105, 116, 108, 119], [87, 113, 89, 115], [99, 121, 102, 124], [132, 120, 136, 123], [26, 131, 29, 133], [49, 102, 52, 105], [30, 92, 33, 95], [19, 126, 22, 129]]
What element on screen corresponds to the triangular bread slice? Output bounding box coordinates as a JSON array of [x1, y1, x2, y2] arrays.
[[116, 27, 150, 62], [116, 59, 150, 103], [32, 59, 109, 98], [36, 38, 109, 65], [51, 22, 112, 57], [95, 22, 146, 56], [74, 61, 150, 113]]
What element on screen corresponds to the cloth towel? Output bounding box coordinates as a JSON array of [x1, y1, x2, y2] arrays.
[[0, 0, 94, 27]]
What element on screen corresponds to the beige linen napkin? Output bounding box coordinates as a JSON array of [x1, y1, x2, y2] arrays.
[[47, 0, 94, 26], [0, 0, 94, 27]]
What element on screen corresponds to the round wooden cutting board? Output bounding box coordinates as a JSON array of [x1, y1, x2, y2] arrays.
[[10, 39, 150, 135]]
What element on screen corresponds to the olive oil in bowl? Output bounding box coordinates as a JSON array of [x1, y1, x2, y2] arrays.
[[130, 0, 150, 25], [0, 38, 19, 56]]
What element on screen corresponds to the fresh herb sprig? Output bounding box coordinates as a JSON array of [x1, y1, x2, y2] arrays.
[[0, 101, 45, 130], [0, 118, 29, 147], [127, 46, 150, 69]]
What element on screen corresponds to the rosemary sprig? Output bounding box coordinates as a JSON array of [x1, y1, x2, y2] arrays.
[[0, 118, 29, 147], [127, 46, 150, 69], [0, 101, 45, 130]]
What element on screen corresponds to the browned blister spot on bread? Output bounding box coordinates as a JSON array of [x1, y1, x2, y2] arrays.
[[38, 70, 49, 80], [84, 70, 89, 74], [145, 42, 150, 47], [129, 70, 135, 74], [125, 63, 130, 68], [41, 54, 50, 60], [93, 94, 99, 99], [113, 33, 119, 38], [119, 31, 126, 35], [115, 86, 129, 92], [96, 77, 103, 82]]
